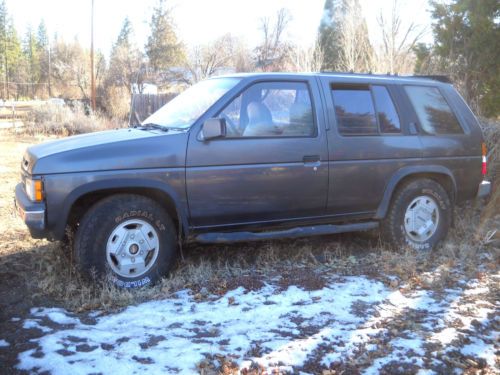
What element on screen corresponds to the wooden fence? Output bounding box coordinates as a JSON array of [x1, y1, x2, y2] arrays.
[[129, 93, 176, 126]]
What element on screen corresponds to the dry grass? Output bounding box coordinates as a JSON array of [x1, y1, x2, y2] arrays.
[[23, 102, 126, 136], [0, 130, 498, 314]]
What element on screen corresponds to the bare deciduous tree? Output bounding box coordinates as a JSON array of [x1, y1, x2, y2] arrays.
[[184, 34, 239, 84], [254, 8, 292, 71], [337, 0, 372, 72], [287, 41, 324, 72], [51, 38, 104, 100], [371, 0, 427, 74]]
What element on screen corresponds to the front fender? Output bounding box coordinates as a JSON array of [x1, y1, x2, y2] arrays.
[[44, 170, 188, 240]]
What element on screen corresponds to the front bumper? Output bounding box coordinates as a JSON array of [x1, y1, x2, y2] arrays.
[[14, 183, 47, 238], [477, 180, 491, 198]]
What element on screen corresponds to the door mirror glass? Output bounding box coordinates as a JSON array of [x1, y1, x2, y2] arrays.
[[201, 118, 226, 140]]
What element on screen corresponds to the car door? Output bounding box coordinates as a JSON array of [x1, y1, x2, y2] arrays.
[[320, 77, 423, 216], [186, 78, 329, 229]]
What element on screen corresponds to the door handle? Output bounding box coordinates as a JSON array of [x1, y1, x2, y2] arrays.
[[303, 155, 320, 164]]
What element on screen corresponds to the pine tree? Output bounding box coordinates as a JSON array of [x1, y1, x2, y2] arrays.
[[37, 20, 48, 49], [116, 17, 132, 48], [430, 0, 500, 116], [107, 17, 143, 91], [37, 20, 50, 98], [0, 0, 8, 98], [145, 0, 185, 76], [24, 25, 41, 97], [318, 0, 372, 72], [105, 18, 143, 118], [4, 17, 22, 98], [317, 0, 341, 71]]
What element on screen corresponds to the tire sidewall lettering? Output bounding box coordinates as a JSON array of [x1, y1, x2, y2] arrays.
[[421, 188, 446, 210], [111, 275, 152, 288], [114, 210, 165, 231]]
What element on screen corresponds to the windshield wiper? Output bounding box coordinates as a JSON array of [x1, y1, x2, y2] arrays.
[[135, 123, 169, 132]]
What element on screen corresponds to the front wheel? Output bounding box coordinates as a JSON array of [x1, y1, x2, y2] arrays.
[[74, 194, 177, 288], [381, 179, 452, 251]]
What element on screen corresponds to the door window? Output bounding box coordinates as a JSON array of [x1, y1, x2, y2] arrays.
[[331, 84, 402, 135], [219, 82, 316, 137], [331, 86, 378, 135]]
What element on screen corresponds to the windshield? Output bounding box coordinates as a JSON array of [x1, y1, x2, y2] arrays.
[[142, 77, 241, 129]]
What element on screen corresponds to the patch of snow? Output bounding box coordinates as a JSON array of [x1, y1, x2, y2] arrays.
[[0, 339, 10, 347], [31, 307, 81, 325], [461, 337, 497, 368], [18, 277, 389, 374], [15, 273, 499, 374], [363, 336, 426, 374], [10, 317, 20, 322], [431, 327, 457, 345], [22, 319, 52, 333]]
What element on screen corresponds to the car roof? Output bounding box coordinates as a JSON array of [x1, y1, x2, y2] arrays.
[[219, 72, 451, 86]]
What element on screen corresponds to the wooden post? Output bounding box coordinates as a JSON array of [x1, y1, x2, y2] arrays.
[[90, 0, 96, 111]]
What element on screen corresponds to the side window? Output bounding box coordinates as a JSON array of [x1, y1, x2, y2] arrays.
[[219, 81, 316, 138], [372, 85, 401, 133], [404, 85, 464, 134], [331, 86, 378, 135]]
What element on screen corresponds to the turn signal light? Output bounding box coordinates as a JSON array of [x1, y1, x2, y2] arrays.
[[34, 180, 43, 201]]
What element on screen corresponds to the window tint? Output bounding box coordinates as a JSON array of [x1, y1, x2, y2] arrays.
[[405, 86, 463, 134], [372, 85, 401, 133], [219, 82, 316, 138], [331, 87, 377, 135]]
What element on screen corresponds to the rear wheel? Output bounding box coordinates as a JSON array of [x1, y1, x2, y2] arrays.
[[381, 179, 452, 251], [74, 194, 177, 288]]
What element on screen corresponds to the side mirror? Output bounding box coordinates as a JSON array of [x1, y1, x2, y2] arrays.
[[200, 118, 226, 140]]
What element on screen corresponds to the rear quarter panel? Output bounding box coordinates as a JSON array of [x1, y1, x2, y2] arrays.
[[415, 84, 484, 202]]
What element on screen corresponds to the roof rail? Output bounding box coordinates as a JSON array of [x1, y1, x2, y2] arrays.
[[410, 75, 452, 83], [319, 71, 453, 84]]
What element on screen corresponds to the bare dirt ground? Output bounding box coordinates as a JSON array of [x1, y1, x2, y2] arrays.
[[0, 132, 498, 374]]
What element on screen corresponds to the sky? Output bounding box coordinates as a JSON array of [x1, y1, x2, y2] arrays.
[[5, 0, 433, 58]]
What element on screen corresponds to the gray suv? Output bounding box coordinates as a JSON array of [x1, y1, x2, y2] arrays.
[[15, 73, 491, 288]]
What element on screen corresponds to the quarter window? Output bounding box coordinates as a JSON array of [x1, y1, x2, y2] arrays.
[[372, 85, 401, 133], [405, 86, 463, 134], [219, 82, 316, 138]]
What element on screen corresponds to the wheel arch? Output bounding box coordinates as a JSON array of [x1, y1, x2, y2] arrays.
[[375, 166, 457, 219], [57, 179, 189, 240]]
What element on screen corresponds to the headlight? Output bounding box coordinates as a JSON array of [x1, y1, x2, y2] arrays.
[[25, 178, 44, 202]]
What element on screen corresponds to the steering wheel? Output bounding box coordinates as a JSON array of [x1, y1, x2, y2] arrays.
[[220, 114, 239, 136]]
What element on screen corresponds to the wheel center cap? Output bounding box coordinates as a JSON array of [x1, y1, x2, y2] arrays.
[[129, 243, 139, 255]]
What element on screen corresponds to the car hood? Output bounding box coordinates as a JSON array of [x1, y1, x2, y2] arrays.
[[24, 128, 189, 175]]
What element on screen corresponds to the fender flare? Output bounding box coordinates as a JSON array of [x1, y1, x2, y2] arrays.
[[55, 178, 189, 239], [375, 165, 457, 219]]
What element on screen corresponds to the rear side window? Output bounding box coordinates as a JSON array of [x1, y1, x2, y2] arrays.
[[372, 86, 401, 133], [331, 84, 401, 135], [331, 86, 378, 135], [404, 86, 463, 134]]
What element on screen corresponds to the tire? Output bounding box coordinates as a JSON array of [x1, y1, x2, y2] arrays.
[[74, 194, 177, 288], [381, 178, 452, 251]]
